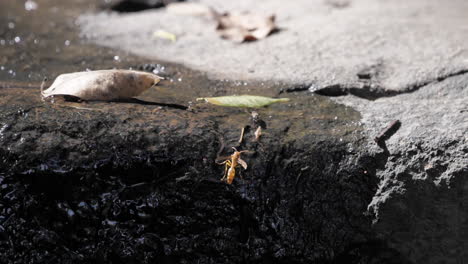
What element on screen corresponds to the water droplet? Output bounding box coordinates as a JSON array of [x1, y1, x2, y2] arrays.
[[151, 64, 165, 74], [105, 219, 117, 226], [0, 39, 5, 45], [178, 78, 182, 82], [334, 116, 338, 120], [25, 0, 38, 11], [113, 55, 120, 61], [0, 66, 4, 71], [14, 36, 21, 43], [64, 40, 70, 46], [33, 39, 39, 44], [8, 22, 15, 29], [67, 209, 75, 217]]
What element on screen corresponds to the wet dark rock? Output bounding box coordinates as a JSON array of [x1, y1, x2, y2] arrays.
[[136, 63, 172, 78], [0, 83, 408, 263]]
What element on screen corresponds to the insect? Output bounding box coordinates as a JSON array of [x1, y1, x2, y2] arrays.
[[218, 147, 249, 184]]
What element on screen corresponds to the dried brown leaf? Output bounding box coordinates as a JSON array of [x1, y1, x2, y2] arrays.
[[41, 70, 161, 101], [216, 12, 276, 43]]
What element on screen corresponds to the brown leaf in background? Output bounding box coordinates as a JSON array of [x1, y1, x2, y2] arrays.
[[164, 3, 278, 43], [215, 12, 277, 43]]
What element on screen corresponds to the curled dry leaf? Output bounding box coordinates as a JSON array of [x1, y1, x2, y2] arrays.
[[216, 12, 276, 43], [165, 2, 277, 43], [41, 70, 162, 101]]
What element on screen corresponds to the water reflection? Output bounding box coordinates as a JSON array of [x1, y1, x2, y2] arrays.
[[0, 0, 129, 83], [24, 0, 39, 12], [0, 0, 362, 138]]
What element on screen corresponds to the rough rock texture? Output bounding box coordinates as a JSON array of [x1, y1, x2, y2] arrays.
[[333, 74, 468, 264], [0, 80, 408, 263], [1, 0, 467, 263], [77, 0, 468, 262], [79, 0, 468, 96]]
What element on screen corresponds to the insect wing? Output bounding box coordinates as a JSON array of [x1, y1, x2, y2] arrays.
[[238, 158, 248, 170]]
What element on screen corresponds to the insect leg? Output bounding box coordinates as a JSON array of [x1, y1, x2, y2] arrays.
[[216, 159, 228, 165]]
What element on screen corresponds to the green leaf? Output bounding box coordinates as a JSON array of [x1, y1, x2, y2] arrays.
[[197, 95, 290, 108]]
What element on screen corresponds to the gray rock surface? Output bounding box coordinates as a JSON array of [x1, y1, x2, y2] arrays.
[[334, 74, 468, 263], [79, 0, 468, 95]]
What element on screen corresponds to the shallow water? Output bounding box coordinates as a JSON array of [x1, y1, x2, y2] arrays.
[[0, 0, 361, 138]]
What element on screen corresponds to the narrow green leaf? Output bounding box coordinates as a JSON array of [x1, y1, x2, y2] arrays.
[[196, 95, 290, 108]]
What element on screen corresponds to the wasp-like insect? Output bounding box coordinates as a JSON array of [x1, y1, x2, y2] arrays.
[[218, 147, 249, 184]]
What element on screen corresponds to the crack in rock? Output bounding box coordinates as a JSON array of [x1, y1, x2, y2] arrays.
[[312, 69, 468, 100]]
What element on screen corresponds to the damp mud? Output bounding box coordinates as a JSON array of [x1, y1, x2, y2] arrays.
[[0, 1, 412, 263]]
